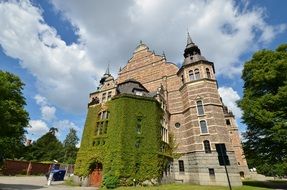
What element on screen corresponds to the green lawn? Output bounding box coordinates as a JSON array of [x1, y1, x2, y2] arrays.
[[99, 183, 268, 190], [99, 180, 287, 190]]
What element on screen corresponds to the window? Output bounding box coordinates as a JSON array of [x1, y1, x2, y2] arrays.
[[209, 168, 215, 176], [204, 140, 211, 153], [107, 91, 112, 100], [104, 121, 108, 134], [178, 160, 185, 172], [195, 68, 200, 79], [189, 70, 194, 81], [135, 90, 143, 96], [226, 119, 231, 126], [136, 117, 142, 134], [99, 122, 104, 135], [181, 75, 184, 83], [206, 68, 211, 79], [200, 120, 208, 134], [196, 100, 204, 115], [95, 123, 100, 135], [102, 93, 106, 102], [175, 122, 181, 128], [102, 111, 107, 120]]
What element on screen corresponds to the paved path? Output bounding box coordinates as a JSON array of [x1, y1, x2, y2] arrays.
[[0, 176, 98, 190]]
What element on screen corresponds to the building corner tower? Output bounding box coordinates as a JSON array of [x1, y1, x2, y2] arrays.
[[172, 33, 242, 186]]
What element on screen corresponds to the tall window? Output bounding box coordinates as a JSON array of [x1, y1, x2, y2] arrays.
[[200, 120, 208, 134], [195, 68, 200, 80], [178, 160, 185, 172], [102, 93, 106, 102], [107, 91, 112, 100], [204, 140, 211, 153], [226, 119, 231, 126], [206, 68, 211, 79], [189, 70, 194, 81], [196, 100, 204, 115], [136, 117, 142, 134]]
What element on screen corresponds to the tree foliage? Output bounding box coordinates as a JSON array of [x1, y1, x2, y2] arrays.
[[0, 70, 29, 159], [63, 128, 79, 164], [25, 129, 64, 162], [238, 44, 287, 176]]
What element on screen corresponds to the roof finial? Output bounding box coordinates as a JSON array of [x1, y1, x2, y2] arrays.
[[105, 64, 110, 75], [140, 40, 143, 45], [187, 31, 194, 46], [162, 51, 166, 59]]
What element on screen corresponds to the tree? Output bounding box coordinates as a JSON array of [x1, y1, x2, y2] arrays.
[[0, 70, 29, 159], [63, 128, 79, 164], [25, 129, 64, 162], [238, 44, 287, 176], [49, 127, 58, 136]]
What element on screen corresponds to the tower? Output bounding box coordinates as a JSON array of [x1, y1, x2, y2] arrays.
[[172, 33, 242, 185]]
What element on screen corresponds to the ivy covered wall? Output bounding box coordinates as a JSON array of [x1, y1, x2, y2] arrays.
[[74, 94, 171, 186]]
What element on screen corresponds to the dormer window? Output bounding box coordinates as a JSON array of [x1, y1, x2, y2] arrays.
[[135, 90, 143, 96]]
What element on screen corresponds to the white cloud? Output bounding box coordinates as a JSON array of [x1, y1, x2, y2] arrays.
[[41, 105, 56, 121], [51, 0, 286, 78], [34, 94, 56, 121], [28, 120, 49, 138], [0, 0, 99, 113], [218, 86, 242, 119], [0, 0, 286, 116], [52, 120, 79, 140]]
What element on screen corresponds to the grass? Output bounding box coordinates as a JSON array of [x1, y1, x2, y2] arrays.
[[99, 183, 271, 190]]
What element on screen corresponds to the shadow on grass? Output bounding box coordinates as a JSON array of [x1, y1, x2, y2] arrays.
[[0, 183, 44, 190], [243, 180, 287, 189]]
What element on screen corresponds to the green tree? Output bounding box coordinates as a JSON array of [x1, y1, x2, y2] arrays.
[[25, 128, 64, 162], [63, 128, 79, 164], [238, 44, 287, 176], [0, 70, 29, 159]]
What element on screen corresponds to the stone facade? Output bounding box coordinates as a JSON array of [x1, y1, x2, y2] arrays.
[[79, 35, 248, 186]]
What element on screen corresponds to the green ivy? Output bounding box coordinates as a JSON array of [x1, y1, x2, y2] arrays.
[[74, 94, 172, 186]]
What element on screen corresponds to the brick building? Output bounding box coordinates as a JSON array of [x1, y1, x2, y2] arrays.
[[76, 34, 249, 186]]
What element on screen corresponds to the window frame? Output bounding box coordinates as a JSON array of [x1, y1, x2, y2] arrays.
[[194, 68, 200, 80], [189, 70, 194, 81], [203, 140, 212, 153], [206, 68, 211, 79], [178, 160, 185, 172], [196, 100, 205, 115], [199, 120, 208, 134]]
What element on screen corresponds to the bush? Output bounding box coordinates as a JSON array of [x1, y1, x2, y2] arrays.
[[104, 174, 119, 189]]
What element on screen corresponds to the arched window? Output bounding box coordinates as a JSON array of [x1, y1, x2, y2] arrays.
[[195, 68, 200, 80], [196, 100, 204, 115], [206, 68, 211, 79], [189, 70, 194, 81], [200, 120, 208, 134], [204, 140, 211, 153]]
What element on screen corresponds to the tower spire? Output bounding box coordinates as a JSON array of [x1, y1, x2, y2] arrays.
[[105, 64, 110, 75], [187, 32, 194, 46]]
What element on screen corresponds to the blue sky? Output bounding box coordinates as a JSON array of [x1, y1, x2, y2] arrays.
[[0, 0, 286, 143]]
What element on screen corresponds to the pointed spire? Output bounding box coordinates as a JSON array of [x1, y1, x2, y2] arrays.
[[105, 64, 110, 75], [186, 32, 194, 46], [162, 51, 166, 59]]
